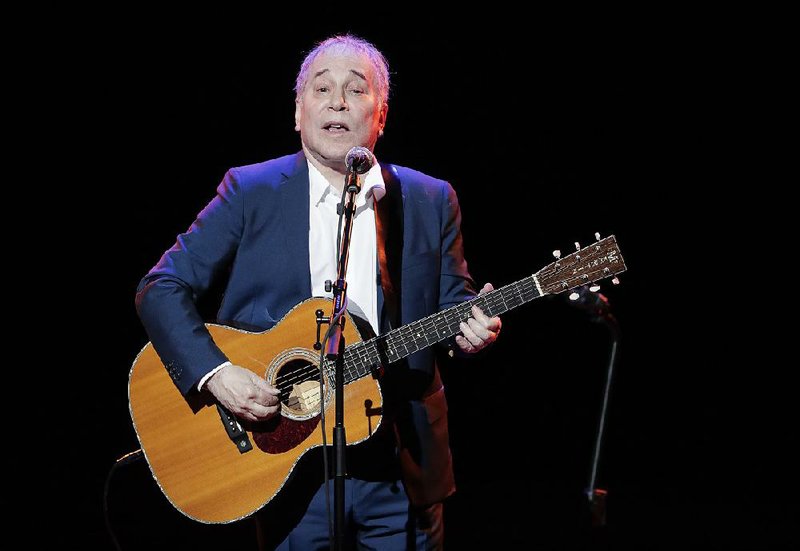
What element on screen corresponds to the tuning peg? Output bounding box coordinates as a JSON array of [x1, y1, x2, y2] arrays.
[[553, 250, 561, 260], [569, 291, 580, 301], [589, 284, 601, 292], [611, 276, 620, 285], [575, 241, 581, 251], [595, 232, 601, 241]]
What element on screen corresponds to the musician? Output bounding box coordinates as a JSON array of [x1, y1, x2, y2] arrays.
[[135, 34, 501, 550]]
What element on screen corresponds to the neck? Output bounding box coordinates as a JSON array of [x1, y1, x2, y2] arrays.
[[302, 146, 348, 192]]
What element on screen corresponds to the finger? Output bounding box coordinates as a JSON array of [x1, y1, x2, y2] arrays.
[[466, 316, 492, 341], [470, 305, 502, 333], [471, 304, 490, 325], [263, 388, 282, 407], [238, 411, 258, 422], [249, 376, 281, 396], [247, 375, 281, 403], [492, 315, 502, 332], [243, 383, 272, 406], [459, 320, 483, 347], [246, 401, 281, 420], [478, 282, 495, 295], [454, 334, 475, 353], [226, 403, 259, 422]]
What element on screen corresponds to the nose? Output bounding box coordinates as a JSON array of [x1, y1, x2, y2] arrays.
[[328, 91, 348, 111]]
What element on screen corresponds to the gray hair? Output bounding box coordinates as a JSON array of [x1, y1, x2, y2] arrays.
[[295, 34, 390, 107]]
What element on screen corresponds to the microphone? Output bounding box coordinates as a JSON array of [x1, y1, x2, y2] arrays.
[[345, 146, 375, 175]]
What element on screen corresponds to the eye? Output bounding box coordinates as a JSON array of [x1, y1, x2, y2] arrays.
[[348, 87, 364, 95], [316, 86, 329, 93]]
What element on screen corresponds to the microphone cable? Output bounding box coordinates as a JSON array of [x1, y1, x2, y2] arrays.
[[103, 448, 144, 550]]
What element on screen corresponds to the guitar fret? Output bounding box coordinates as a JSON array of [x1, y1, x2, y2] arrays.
[[396, 339, 410, 357], [507, 283, 519, 305], [479, 296, 493, 318], [490, 293, 506, 316], [522, 277, 538, 301], [411, 323, 432, 347], [515, 282, 527, 306], [344, 346, 360, 383], [434, 315, 447, 338], [384, 338, 399, 361], [420, 318, 439, 343], [357, 342, 370, 375], [358, 343, 373, 377]]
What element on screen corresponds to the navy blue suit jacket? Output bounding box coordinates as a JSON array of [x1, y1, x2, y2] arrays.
[[136, 151, 476, 504]]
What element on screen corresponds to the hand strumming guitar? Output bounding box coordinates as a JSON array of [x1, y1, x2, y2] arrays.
[[205, 364, 281, 421]]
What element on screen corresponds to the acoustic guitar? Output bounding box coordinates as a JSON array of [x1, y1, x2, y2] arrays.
[[128, 235, 626, 523]]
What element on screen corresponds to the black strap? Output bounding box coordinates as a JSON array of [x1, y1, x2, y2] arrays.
[[216, 404, 253, 454]]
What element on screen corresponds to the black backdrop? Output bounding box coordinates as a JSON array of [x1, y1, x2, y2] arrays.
[[44, 16, 794, 550]]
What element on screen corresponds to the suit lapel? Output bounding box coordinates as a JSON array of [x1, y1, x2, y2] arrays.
[[279, 152, 312, 296], [376, 164, 405, 331]]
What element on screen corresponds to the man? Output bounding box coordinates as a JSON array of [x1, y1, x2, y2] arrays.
[[136, 34, 501, 550]]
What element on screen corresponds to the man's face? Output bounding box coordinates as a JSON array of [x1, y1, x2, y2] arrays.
[[295, 51, 387, 173]]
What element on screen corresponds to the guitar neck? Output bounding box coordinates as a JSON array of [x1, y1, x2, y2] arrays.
[[336, 234, 626, 383], [339, 275, 542, 383]]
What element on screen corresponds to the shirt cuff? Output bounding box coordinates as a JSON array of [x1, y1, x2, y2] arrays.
[[198, 361, 232, 391]]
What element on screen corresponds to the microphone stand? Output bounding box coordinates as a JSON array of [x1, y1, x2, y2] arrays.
[[326, 166, 361, 551], [586, 304, 618, 529], [569, 286, 620, 528]]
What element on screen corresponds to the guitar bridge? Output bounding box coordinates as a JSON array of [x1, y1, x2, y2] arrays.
[[216, 404, 253, 454]]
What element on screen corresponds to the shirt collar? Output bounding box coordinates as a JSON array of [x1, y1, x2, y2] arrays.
[[308, 159, 386, 207]]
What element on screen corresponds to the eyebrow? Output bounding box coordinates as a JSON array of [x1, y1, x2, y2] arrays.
[[312, 69, 368, 81]]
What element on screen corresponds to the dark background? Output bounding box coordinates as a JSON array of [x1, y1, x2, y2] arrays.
[[44, 14, 793, 550]]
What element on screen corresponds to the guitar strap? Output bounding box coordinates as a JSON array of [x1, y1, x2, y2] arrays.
[[375, 166, 403, 332]]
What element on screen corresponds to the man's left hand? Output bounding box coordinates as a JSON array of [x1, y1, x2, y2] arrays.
[[455, 283, 502, 354]]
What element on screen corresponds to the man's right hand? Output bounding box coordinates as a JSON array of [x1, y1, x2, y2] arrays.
[[205, 364, 281, 422]]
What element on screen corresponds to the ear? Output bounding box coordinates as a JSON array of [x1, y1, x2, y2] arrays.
[[294, 98, 302, 132], [378, 103, 388, 136]]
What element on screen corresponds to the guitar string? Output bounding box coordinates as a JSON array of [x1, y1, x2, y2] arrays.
[[272, 283, 538, 397]]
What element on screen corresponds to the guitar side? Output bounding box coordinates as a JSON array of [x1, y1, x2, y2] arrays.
[[128, 297, 383, 524]]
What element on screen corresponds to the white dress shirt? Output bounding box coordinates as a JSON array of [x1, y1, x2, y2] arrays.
[[308, 159, 385, 336], [199, 159, 386, 390]]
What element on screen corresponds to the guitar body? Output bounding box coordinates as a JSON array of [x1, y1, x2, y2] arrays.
[[128, 297, 382, 524]]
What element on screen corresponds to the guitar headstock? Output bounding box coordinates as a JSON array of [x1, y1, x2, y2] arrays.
[[535, 234, 626, 296]]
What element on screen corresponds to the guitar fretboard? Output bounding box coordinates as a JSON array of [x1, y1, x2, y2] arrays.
[[328, 275, 542, 383]]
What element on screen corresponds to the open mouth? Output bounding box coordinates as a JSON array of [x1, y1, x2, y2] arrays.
[[323, 122, 349, 132]]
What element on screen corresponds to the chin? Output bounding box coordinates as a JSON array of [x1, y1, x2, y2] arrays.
[[321, 144, 355, 162], [305, 137, 361, 165]]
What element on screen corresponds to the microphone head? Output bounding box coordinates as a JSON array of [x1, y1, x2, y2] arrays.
[[345, 146, 375, 174]]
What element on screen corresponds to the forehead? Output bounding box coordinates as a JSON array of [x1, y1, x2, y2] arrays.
[[308, 51, 375, 82]]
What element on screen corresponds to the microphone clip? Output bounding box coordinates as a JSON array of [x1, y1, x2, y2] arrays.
[[345, 168, 361, 194]]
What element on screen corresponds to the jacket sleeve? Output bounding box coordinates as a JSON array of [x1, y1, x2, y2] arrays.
[[135, 169, 244, 395], [438, 181, 476, 310], [439, 181, 495, 359]]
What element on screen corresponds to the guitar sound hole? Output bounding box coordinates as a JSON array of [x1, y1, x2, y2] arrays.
[[276, 359, 323, 416]]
